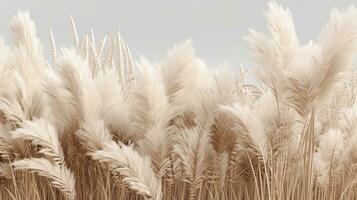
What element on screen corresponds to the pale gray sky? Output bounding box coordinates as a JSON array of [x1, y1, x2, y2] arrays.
[[0, 0, 356, 68]]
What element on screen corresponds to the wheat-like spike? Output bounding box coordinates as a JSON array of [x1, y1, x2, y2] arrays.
[[11, 118, 64, 165], [89, 40, 100, 76], [79, 35, 87, 59], [12, 158, 76, 200], [123, 40, 134, 81], [70, 15, 79, 48], [89, 141, 162, 200], [116, 32, 125, 79], [49, 27, 57, 62], [84, 34, 89, 61], [97, 36, 107, 59], [102, 34, 115, 70], [90, 28, 95, 48], [118, 35, 128, 83]]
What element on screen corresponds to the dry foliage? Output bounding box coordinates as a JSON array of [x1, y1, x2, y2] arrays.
[[1, 2, 357, 200]]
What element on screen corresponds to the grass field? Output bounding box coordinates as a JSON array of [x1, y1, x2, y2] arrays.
[[1, 2, 357, 200]]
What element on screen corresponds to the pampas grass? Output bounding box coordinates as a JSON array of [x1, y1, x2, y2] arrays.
[[2, 2, 357, 200], [12, 158, 76, 200]]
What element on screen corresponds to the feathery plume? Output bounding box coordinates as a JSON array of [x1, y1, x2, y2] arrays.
[[89, 141, 162, 199], [173, 127, 215, 199], [314, 129, 345, 185], [12, 158, 76, 200], [12, 118, 64, 164]]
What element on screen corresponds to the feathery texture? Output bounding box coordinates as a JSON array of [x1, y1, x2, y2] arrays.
[[90, 141, 162, 200], [173, 127, 215, 199], [76, 120, 112, 151], [12, 158, 76, 200], [220, 103, 267, 154], [1, 4, 357, 200], [12, 118, 64, 164]]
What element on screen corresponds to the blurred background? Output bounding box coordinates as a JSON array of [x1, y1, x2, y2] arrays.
[[0, 0, 355, 69]]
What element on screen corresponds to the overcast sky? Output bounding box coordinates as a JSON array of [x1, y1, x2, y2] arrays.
[[0, 0, 356, 68]]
